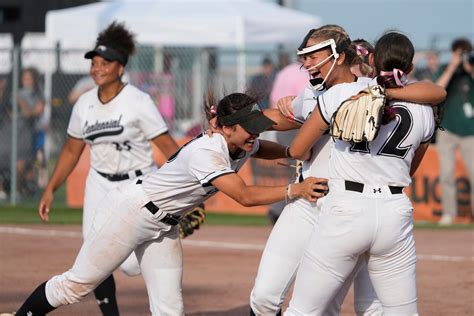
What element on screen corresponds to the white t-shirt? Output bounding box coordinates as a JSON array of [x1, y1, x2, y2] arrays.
[[317, 79, 435, 186], [68, 84, 168, 174], [291, 77, 372, 180], [141, 133, 259, 215]]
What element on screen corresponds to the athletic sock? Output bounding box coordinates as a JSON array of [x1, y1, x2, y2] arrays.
[[94, 274, 120, 316], [16, 281, 56, 316]]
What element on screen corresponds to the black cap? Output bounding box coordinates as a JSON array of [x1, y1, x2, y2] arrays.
[[218, 103, 275, 135], [84, 45, 128, 65]]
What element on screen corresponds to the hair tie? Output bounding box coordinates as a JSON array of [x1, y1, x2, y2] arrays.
[[379, 68, 408, 87], [210, 105, 217, 114], [355, 45, 369, 57]]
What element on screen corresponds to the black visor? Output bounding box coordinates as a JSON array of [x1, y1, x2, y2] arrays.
[[218, 103, 275, 135], [84, 45, 128, 65]]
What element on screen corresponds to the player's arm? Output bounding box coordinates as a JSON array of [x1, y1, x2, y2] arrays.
[[410, 142, 430, 177], [253, 140, 311, 161], [38, 137, 86, 222], [18, 96, 35, 117], [150, 132, 180, 160], [386, 81, 446, 105], [211, 172, 327, 206], [436, 50, 463, 88], [264, 108, 301, 131], [288, 109, 328, 160], [252, 140, 286, 160]]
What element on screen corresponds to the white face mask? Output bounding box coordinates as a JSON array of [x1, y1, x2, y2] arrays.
[[297, 39, 340, 91], [305, 53, 338, 91]]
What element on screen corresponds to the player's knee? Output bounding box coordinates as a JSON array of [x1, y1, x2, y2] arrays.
[[250, 287, 281, 315], [46, 274, 94, 306]]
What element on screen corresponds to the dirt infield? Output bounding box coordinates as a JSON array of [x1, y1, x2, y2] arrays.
[[0, 224, 473, 315]]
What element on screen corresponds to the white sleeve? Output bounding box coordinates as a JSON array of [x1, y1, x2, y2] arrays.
[[137, 94, 169, 139], [188, 147, 234, 186], [422, 107, 436, 143], [316, 93, 332, 125], [291, 89, 306, 123], [67, 101, 84, 139]]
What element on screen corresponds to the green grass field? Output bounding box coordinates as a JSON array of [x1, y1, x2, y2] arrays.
[[0, 205, 271, 226], [0, 205, 473, 229]]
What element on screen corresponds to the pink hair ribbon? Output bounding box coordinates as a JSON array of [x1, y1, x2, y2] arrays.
[[210, 105, 217, 114], [356, 45, 369, 56], [379, 68, 408, 87]]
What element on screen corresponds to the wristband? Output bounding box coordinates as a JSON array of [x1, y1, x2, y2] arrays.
[[285, 183, 294, 203], [285, 146, 292, 159]]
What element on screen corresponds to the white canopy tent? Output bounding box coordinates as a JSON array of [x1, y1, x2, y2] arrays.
[[46, 0, 320, 47], [45, 0, 321, 87], [45, 0, 321, 128]]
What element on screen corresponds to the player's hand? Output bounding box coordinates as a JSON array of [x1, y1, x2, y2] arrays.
[[276, 96, 296, 120], [450, 50, 463, 68], [38, 189, 54, 222], [292, 177, 328, 202]]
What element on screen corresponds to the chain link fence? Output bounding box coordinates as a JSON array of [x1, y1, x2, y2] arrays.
[[0, 44, 298, 206]]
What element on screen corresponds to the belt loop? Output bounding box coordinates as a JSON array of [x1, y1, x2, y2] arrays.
[[144, 201, 181, 226], [345, 181, 364, 193], [144, 201, 160, 215], [389, 186, 403, 194]]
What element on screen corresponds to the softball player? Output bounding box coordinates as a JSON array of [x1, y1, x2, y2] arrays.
[[251, 26, 446, 316], [37, 22, 179, 315], [285, 31, 437, 315], [13, 92, 328, 316]]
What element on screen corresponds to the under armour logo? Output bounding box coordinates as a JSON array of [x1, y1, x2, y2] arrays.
[[373, 188, 382, 193], [97, 45, 107, 51], [97, 297, 109, 305], [27, 312, 33, 316]]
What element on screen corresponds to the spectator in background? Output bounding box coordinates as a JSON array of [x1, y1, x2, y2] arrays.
[[248, 56, 276, 109], [277, 52, 291, 70], [266, 55, 308, 224], [435, 38, 474, 225], [68, 76, 96, 105], [413, 50, 440, 81], [269, 55, 308, 108], [0, 76, 10, 200], [350, 38, 375, 78], [17, 67, 47, 196], [157, 54, 176, 131]]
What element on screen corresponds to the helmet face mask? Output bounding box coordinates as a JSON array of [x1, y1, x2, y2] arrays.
[[298, 38, 340, 91], [297, 38, 339, 60]]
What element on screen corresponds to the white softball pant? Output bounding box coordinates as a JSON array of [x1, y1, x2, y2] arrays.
[[250, 198, 382, 315], [285, 180, 418, 316], [84, 169, 152, 276], [45, 182, 184, 316]]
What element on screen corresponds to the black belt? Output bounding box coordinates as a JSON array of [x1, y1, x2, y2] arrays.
[[97, 169, 143, 182], [144, 201, 181, 226], [344, 180, 403, 194]]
